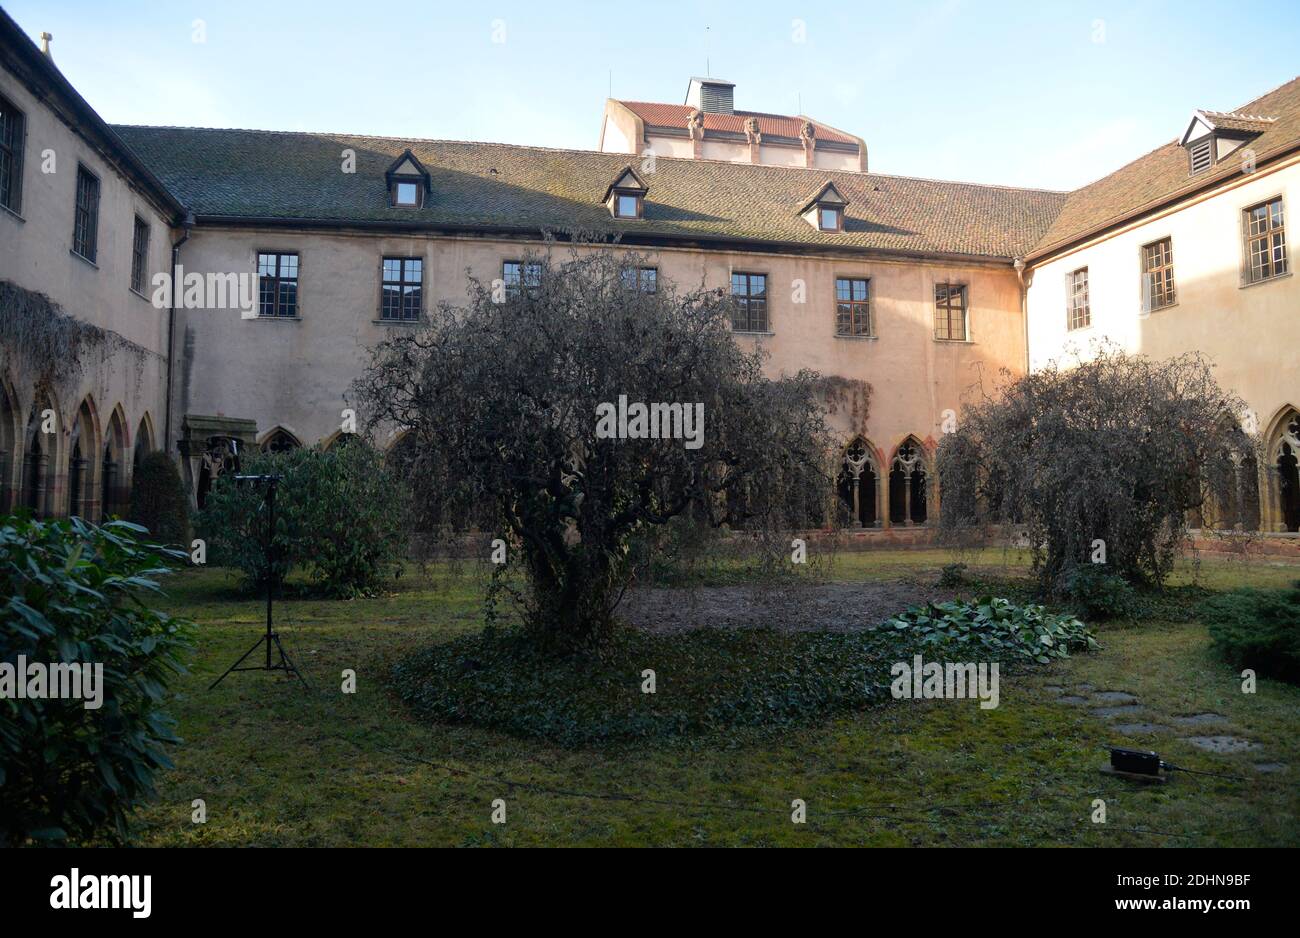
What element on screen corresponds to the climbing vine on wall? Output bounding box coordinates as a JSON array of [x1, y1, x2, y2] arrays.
[[0, 281, 157, 398], [811, 375, 873, 437]]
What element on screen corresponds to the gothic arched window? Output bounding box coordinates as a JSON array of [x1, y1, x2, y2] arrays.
[[261, 429, 301, 455], [837, 437, 879, 528], [889, 440, 928, 526]]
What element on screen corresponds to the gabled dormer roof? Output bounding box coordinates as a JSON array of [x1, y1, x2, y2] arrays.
[[384, 149, 432, 193], [1179, 109, 1277, 146], [602, 166, 648, 201], [797, 180, 849, 214]]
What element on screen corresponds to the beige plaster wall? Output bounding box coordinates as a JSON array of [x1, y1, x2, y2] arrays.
[[1026, 156, 1300, 529], [0, 65, 174, 515], [173, 228, 1027, 523]]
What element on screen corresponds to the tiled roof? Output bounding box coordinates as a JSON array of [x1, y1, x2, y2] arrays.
[[112, 126, 1066, 260], [1199, 110, 1277, 134], [617, 101, 859, 145], [1028, 76, 1300, 259]]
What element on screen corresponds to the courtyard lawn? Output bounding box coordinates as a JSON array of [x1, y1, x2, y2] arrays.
[[132, 550, 1300, 847]]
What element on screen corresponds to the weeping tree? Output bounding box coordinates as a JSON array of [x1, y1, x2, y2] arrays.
[[353, 248, 842, 650], [936, 346, 1258, 591]]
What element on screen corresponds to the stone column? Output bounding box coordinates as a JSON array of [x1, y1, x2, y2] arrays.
[[102, 457, 118, 520]]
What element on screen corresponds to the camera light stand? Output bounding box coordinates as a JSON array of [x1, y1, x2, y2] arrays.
[[209, 476, 309, 690]]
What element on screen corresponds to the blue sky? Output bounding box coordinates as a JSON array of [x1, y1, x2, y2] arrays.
[[7, 0, 1298, 190]]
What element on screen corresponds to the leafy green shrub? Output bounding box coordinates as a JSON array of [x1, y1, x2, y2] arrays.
[[883, 596, 1098, 664], [1064, 564, 1139, 621], [937, 562, 969, 589], [198, 441, 407, 597], [0, 515, 193, 845], [128, 451, 191, 547], [1201, 583, 1300, 684]]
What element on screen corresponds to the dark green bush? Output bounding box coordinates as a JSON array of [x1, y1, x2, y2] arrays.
[[1201, 582, 1300, 684], [1064, 564, 1139, 621], [0, 515, 193, 845], [198, 441, 407, 597], [128, 451, 191, 547], [936, 562, 969, 589]]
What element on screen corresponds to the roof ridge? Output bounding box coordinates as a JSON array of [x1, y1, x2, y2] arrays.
[[1201, 109, 1278, 122]]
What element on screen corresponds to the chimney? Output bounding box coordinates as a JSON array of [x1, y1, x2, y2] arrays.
[[685, 77, 735, 115], [40, 31, 53, 60]]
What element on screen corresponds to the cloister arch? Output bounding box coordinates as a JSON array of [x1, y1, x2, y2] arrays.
[[888, 436, 932, 526], [23, 395, 61, 516], [133, 412, 156, 474], [321, 429, 359, 452], [385, 429, 417, 467], [1196, 416, 1261, 532], [259, 426, 303, 454], [67, 395, 103, 520], [836, 436, 881, 528], [102, 404, 129, 520], [1265, 405, 1300, 532], [0, 378, 19, 512]]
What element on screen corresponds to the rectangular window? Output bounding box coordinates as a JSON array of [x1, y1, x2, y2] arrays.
[[1066, 267, 1090, 331], [257, 252, 299, 317], [72, 165, 100, 262], [1141, 237, 1176, 311], [1243, 197, 1288, 284], [731, 272, 768, 332], [381, 257, 423, 320], [934, 283, 967, 340], [130, 216, 150, 294], [620, 266, 657, 293], [0, 94, 24, 213], [835, 277, 871, 336], [819, 207, 841, 231], [503, 260, 542, 299], [394, 181, 419, 206], [615, 193, 641, 218]]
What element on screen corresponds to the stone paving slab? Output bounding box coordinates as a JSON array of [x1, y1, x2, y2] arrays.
[[1186, 736, 1261, 754]]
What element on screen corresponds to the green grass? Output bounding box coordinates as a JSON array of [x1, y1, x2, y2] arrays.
[[130, 550, 1300, 847]]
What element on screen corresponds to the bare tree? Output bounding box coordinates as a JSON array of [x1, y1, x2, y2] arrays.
[[937, 345, 1258, 592], [353, 248, 846, 649]]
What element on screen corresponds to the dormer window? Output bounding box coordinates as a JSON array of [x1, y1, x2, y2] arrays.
[[799, 181, 849, 233], [603, 166, 648, 220], [1179, 109, 1276, 178], [394, 181, 419, 206], [616, 193, 640, 218], [384, 149, 431, 208]]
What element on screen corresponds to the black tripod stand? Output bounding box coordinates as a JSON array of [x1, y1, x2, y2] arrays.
[[209, 474, 309, 690]]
